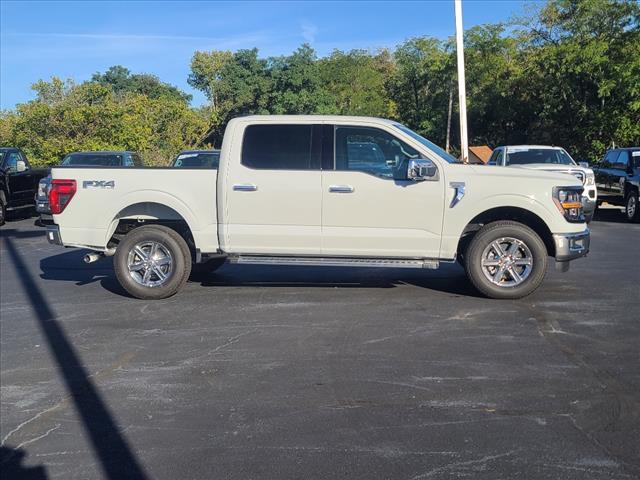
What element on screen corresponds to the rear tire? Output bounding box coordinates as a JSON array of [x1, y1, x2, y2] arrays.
[[464, 221, 548, 299], [114, 225, 191, 299], [625, 190, 640, 223]]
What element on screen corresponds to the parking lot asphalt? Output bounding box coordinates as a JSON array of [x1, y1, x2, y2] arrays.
[[1, 208, 639, 480]]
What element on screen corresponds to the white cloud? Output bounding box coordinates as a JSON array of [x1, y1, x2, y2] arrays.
[[300, 21, 318, 43]]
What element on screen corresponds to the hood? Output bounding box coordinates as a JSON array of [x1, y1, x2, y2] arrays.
[[509, 163, 592, 174], [465, 164, 583, 186]]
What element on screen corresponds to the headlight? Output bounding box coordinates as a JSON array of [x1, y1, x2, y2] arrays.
[[553, 186, 584, 223], [585, 173, 595, 186]]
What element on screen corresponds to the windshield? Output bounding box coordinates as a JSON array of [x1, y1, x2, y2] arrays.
[[505, 148, 575, 166], [172, 152, 220, 168], [392, 124, 460, 163], [61, 153, 123, 166]]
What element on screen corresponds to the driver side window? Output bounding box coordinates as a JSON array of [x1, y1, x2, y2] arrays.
[[335, 127, 419, 180], [5, 152, 21, 172]]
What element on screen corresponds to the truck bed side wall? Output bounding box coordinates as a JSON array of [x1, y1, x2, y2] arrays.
[[51, 167, 219, 252]]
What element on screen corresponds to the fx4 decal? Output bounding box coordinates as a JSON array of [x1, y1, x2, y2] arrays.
[[83, 180, 115, 189]]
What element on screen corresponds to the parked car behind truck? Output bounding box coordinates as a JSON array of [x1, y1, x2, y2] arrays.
[[488, 145, 597, 222], [592, 147, 640, 222], [171, 150, 220, 168], [37, 151, 144, 224], [0, 147, 50, 226], [45, 115, 590, 300]]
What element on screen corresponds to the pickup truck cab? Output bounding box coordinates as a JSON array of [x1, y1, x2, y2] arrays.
[[0, 147, 50, 225], [593, 147, 640, 222], [488, 145, 597, 222], [46, 116, 590, 300]]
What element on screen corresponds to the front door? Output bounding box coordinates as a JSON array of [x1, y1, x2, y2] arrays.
[[3, 151, 33, 207], [223, 123, 322, 255], [322, 125, 445, 258]]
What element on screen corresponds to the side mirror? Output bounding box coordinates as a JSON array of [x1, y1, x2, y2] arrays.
[[578, 161, 589, 168], [16, 160, 27, 172], [407, 158, 438, 181]]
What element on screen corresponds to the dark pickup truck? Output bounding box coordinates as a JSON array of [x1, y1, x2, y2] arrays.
[[593, 147, 640, 222], [0, 148, 50, 226]]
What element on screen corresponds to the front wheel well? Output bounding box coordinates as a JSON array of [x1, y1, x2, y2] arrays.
[[457, 207, 555, 259]]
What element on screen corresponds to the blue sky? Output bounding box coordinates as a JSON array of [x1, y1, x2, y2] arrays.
[[1, 0, 526, 109]]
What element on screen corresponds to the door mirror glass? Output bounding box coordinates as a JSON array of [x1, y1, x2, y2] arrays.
[[16, 160, 27, 172], [407, 158, 438, 181]]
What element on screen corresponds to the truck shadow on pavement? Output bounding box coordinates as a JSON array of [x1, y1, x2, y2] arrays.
[[194, 263, 481, 297], [4, 236, 149, 480], [38, 248, 482, 298]]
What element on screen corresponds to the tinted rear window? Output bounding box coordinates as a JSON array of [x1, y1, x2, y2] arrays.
[[173, 152, 220, 168], [61, 154, 123, 166], [241, 125, 316, 170]]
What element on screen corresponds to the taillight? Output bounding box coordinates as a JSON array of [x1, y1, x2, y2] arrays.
[[49, 179, 76, 214]]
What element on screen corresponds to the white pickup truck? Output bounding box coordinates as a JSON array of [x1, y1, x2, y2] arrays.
[[46, 115, 590, 300]]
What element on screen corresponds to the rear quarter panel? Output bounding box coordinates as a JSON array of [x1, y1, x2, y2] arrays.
[[51, 167, 218, 252]]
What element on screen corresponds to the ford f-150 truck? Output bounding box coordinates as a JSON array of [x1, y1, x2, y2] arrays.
[[45, 116, 590, 300]]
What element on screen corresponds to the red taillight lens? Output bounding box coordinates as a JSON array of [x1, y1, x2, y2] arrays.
[[49, 179, 76, 214]]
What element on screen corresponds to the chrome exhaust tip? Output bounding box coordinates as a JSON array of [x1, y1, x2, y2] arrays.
[[83, 252, 102, 264]]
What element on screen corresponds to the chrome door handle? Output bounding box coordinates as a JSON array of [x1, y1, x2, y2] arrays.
[[329, 185, 354, 193], [233, 183, 257, 192]]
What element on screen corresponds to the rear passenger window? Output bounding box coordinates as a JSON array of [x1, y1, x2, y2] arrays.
[[242, 125, 317, 170]]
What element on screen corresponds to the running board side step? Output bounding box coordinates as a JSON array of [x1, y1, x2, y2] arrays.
[[229, 255, 439, 269]]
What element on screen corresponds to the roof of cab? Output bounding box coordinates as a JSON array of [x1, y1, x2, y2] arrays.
[[232, 114, 398, 124]]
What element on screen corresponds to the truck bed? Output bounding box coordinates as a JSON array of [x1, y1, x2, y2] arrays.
[[50, 167, 219, 252]]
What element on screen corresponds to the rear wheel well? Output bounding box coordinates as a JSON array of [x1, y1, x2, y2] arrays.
[[108, 203, 198, 261], [457, 207, 555, 259]]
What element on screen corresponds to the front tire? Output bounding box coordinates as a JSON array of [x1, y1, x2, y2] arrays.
[[625, 190, 640, 223], [464, 221, 548, 299], [114, 225, 191, 299]]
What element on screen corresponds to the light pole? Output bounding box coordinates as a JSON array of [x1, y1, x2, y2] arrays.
[[454, 0, 469, 163]]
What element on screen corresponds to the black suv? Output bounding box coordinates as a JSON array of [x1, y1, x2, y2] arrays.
[[593, 148, 640, 222]]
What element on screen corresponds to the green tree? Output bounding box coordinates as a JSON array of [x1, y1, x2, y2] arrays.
[[318, 49, 396, 117], [92, 65, 192, 103], [517, 0, 640, 159], [387, 38, 453, 144]]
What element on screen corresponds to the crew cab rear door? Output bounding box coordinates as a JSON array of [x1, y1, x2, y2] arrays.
[[321, 123, 445, 258], [222, 123, 322, 254]]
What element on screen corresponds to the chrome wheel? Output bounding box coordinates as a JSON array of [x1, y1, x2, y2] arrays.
[[127, 241, 173, 288], [480, 237, 533, 287], [627, 194, 637, 219]]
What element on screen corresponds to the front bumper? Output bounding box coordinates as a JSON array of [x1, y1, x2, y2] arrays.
[[46, 225, 63, 245], [553, 229, 590, 262]]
